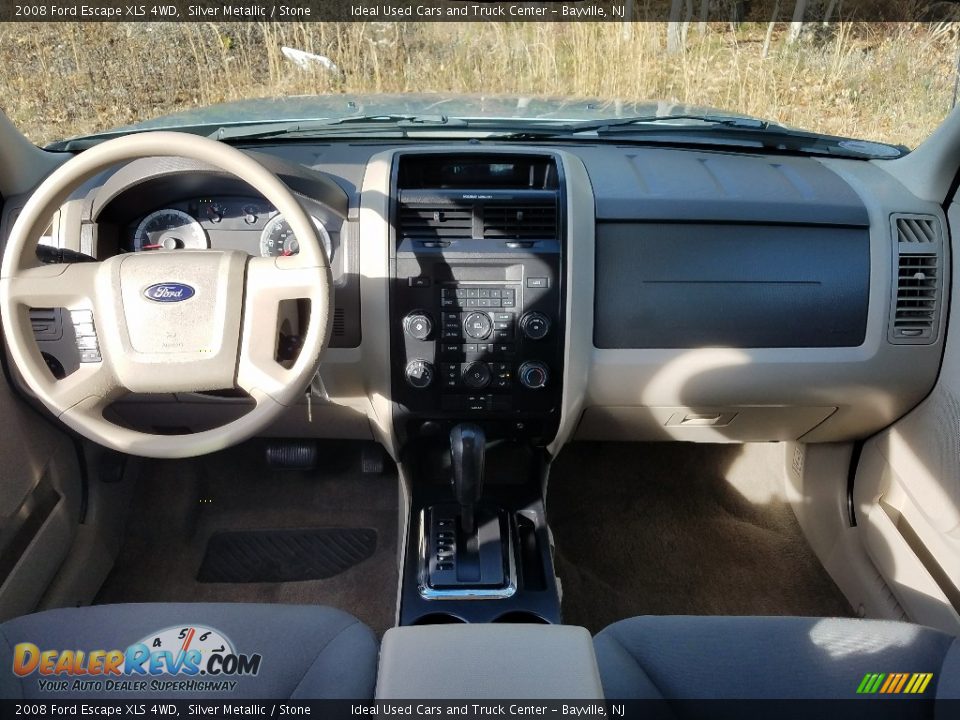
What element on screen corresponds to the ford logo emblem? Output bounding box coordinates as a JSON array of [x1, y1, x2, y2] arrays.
[[143, 283, 195, 303]]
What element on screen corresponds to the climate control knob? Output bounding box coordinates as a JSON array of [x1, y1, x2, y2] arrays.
[[519, 312, 551, 340], [403, 312, 433, 341], [518, 361, 549, 390], [461, 361, 492, 390], [405, 359, 435, 389]]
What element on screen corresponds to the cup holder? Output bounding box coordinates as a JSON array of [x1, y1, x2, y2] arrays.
[[410, 612, 468, 625], [492, 611, 550, 624]]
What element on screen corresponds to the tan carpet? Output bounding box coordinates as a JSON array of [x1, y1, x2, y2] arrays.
[[547, 442, 853, 634]]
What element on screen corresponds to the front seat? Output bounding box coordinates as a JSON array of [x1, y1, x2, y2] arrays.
[[594, 616, 959, 705], [0, 603, 378, 699]]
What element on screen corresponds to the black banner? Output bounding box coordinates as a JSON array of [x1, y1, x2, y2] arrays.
[[0, 699, 956, 720], [0, 0, 956, 23]]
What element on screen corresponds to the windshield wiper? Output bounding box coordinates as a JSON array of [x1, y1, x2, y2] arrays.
[[210, 114, 468, 141], [577, 113, 770, 132], [496, 113, 769, 139], [494, 113, 905, 159]]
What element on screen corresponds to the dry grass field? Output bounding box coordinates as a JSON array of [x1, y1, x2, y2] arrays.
[[0, 21, 955, 147]]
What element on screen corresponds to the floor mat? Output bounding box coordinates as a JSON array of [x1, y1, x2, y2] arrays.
[[197, 528, 378, 583], [96, 440, 398, 636], [547, 442, 853, 634]]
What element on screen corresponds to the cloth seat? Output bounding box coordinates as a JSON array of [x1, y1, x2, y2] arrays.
[[0, 603, 378, 699], [594, 616, 959, 704]]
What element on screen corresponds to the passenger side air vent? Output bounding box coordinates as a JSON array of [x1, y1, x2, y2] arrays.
[[889, 214, 945, 344], [398, 205, 473, 243], [483, 202, 558, 241], [896, 216, 938, 244]]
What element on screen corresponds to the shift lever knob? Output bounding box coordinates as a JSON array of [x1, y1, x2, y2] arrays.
[[450, 423, 485, 535]]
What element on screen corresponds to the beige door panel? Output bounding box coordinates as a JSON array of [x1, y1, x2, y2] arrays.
[[852, 199, 960, 633]]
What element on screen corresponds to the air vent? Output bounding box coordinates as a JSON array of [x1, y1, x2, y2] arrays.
[[332, 308, 346, 337], [889, 214, 944, 344], [398, 205, 473, 242], [483, 202, 557, 240], [896, 216, 938, 244]]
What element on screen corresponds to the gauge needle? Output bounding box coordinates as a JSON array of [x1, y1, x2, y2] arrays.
[[141, 244, 163, 250], [181, 627, 196, 653]]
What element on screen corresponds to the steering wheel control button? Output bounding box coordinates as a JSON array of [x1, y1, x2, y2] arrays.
[[405, 360, 435, 389], [463, 312, 493, 340], [403, 312, 434, 341], [519, 361, 549, 390], [519, 312, 551, 340], [70, 309, 101, 363], [461, 362, 492, 390]]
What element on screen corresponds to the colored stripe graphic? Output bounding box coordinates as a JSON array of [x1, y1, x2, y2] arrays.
[[857, 672, 933, 694], [904, 674, 919, 693], [879, 674, 896, 693], [893, 674, 909, 693]]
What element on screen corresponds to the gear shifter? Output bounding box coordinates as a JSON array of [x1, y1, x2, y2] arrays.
[[450, 423, 485, 535], [423, 423, 507, 593]]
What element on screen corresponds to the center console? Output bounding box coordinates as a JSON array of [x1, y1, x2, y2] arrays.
[[390, 152, 566, 446], [389, 151, 567, 625]]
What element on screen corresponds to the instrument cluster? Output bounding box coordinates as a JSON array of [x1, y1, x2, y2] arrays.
[[127, 196, 334, 261]]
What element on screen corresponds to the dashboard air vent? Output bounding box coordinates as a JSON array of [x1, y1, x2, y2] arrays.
[[889, 214, 944, 344], [896, 216, 938, 244], [483, 202, 558, 240], [332, 308, 346, 337], [398, 205, 473, 242]]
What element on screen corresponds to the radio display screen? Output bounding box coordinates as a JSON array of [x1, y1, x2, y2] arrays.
[[398, 154, 558, 190]]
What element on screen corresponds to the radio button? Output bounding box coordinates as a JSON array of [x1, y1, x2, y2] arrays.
[[403, 312, 433, 341], [463, 312, 493, 340]]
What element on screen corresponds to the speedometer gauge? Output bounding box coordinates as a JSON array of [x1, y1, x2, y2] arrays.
[[259, 214, 332, 260], [134, 209, 208, 252]]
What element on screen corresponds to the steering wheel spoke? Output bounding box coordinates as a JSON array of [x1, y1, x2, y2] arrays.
[[237, 256, 331, 406], [48, 356, 123, 415], [2, 261, 100, 309]]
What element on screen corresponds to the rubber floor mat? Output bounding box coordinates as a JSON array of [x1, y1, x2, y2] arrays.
[[197, 528, 377, 583]]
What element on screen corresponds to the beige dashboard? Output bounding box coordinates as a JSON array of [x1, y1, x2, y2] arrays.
[[0, 142, 949, 458]]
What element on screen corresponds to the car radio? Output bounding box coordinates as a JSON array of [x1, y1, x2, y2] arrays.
[[389, 152, 566, 443]]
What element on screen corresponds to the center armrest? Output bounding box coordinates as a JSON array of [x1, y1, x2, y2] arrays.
[[375, 624, 604, 699]]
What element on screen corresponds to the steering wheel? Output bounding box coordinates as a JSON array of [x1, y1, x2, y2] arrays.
[[0, 132, 333, 458]]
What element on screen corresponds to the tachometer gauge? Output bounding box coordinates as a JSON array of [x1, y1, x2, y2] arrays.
[[259, 214, 332, 260], [134, 209, 208, 252]]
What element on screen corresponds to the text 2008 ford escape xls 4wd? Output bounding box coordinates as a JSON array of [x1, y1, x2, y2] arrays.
[[0, 12, 957, 719]]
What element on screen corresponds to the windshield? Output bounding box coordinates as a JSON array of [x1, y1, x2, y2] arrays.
[[0, 21, 954, 151]]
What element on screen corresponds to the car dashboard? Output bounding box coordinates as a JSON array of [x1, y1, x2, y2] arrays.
[[10, 138, 950, 454]]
